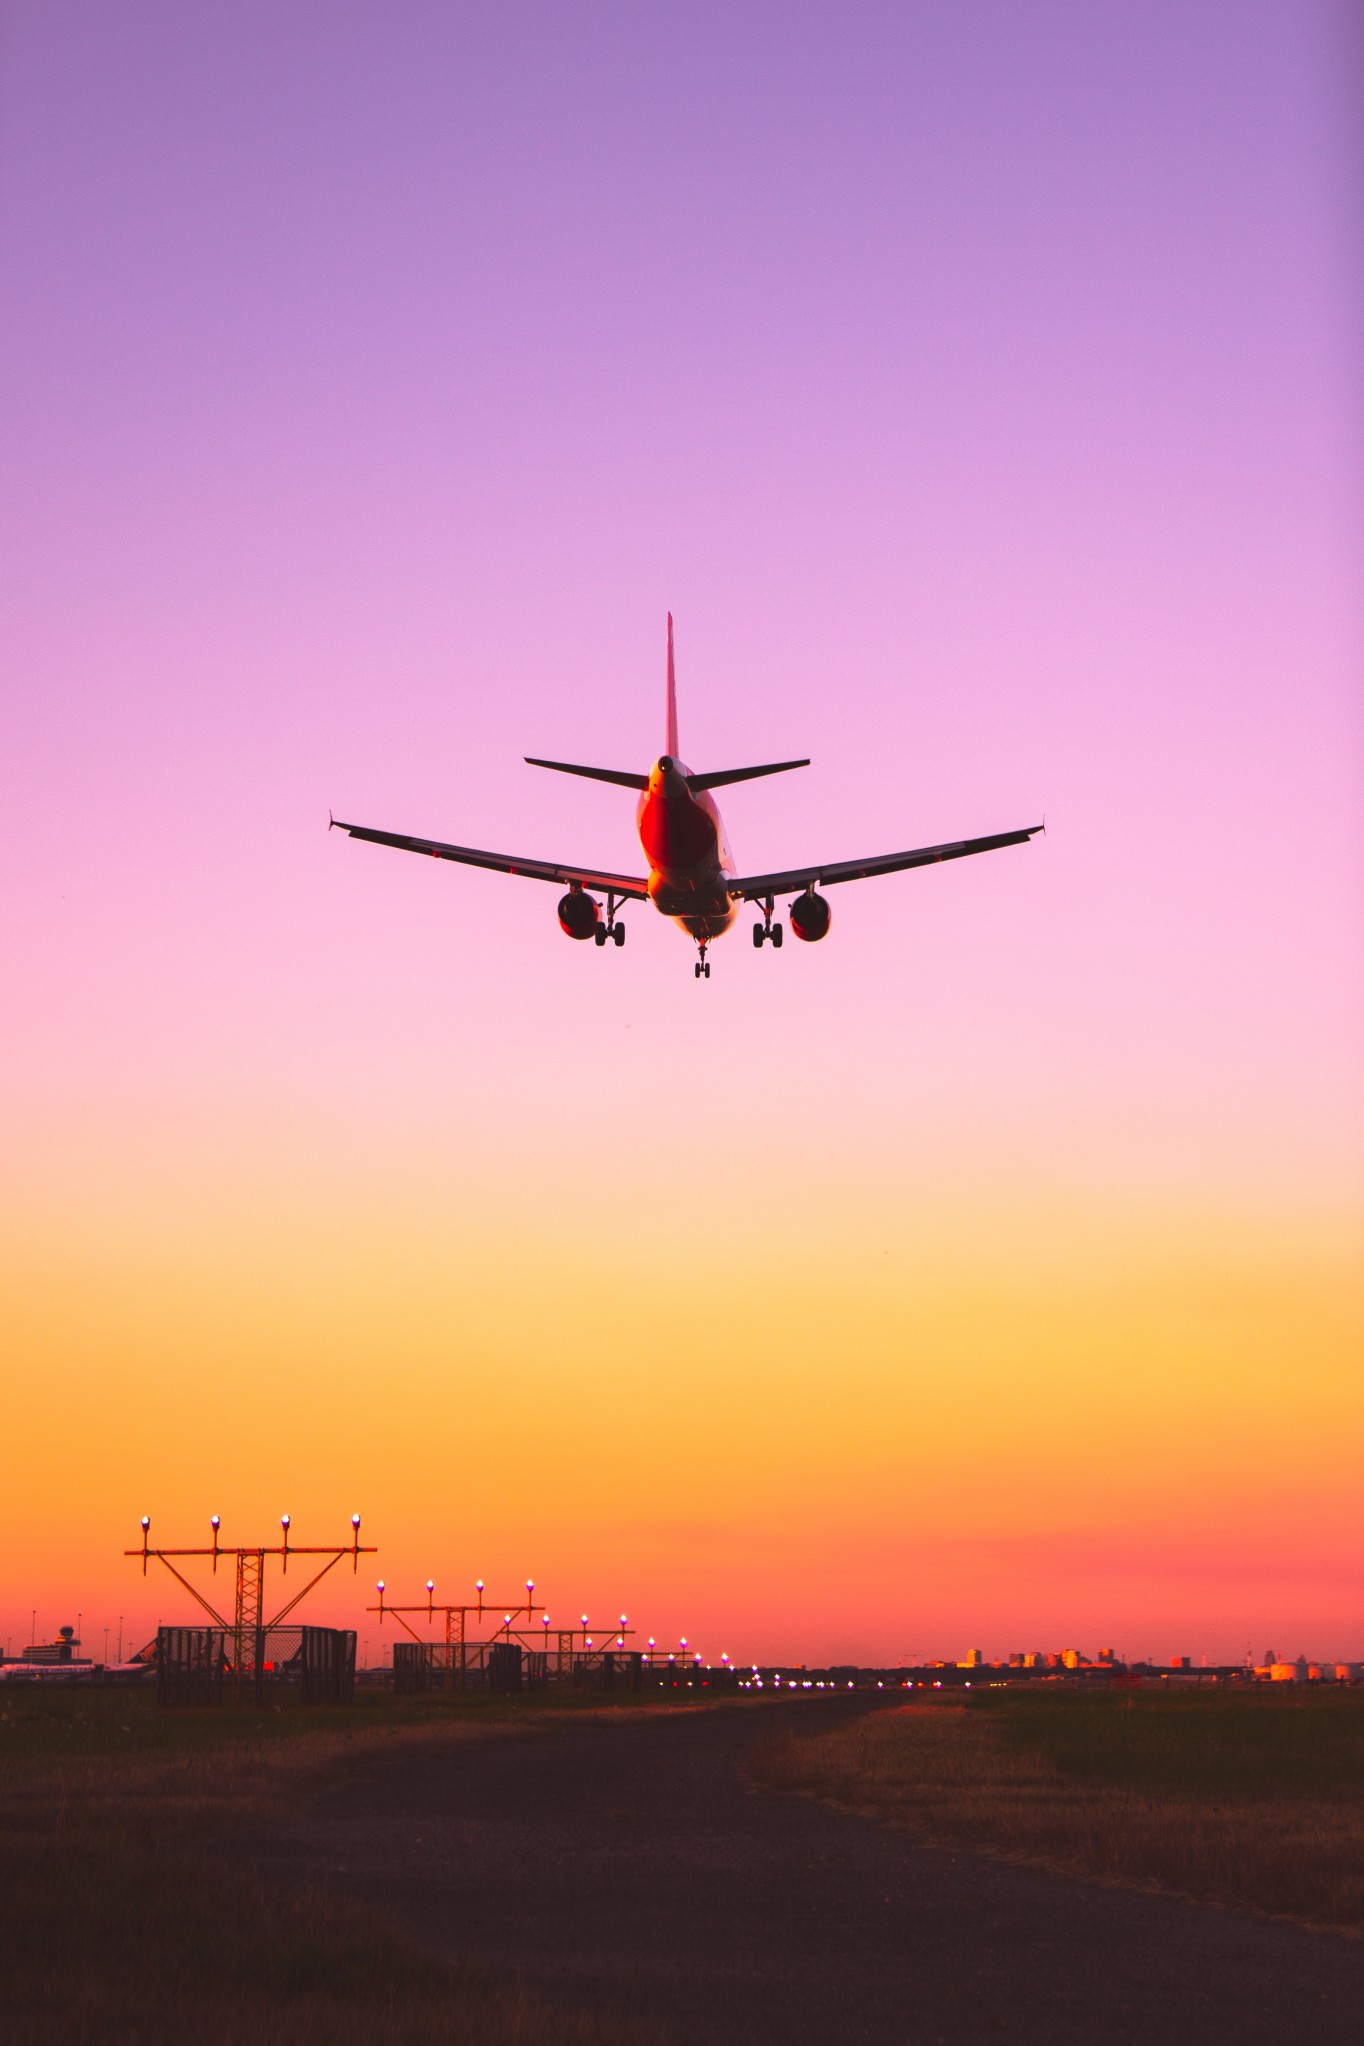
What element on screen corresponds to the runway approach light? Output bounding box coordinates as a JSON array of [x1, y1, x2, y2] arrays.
[[351, 1513, 361, 1529], [210, 1515, 220, 1530], [141, 1516, 150, 1531]]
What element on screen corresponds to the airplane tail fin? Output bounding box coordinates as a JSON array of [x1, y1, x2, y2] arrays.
[[666, 613, 679, 758]]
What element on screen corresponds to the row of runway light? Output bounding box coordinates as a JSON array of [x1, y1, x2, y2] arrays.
[[130, 1518, 749, 1669], [373, 1573, 740, 1665]]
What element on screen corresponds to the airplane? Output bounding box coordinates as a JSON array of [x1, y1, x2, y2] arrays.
[[331, 617, 1042, 978]]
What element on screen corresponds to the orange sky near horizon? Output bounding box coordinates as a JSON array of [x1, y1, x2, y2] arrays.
[[2, 6, 1361, 1668], [4, 1093, 1359, 1664]]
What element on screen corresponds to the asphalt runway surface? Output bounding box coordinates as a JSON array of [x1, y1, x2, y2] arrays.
[[259, 1700, 1364, 2043]]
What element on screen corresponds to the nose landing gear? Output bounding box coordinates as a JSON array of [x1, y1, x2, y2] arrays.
[[752, 897, 783, 948], [694, 941, 711, 980]]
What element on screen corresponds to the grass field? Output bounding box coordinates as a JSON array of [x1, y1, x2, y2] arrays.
[[0, 1685, 657, 2043], [747, 1687, 1364, 1932]]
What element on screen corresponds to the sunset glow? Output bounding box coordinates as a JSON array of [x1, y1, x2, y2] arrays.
[[2, 4, 1360, 1665]]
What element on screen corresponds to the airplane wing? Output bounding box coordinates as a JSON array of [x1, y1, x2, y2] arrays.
[[330, 818, 651, 898], [729, 824, 1043, 900]]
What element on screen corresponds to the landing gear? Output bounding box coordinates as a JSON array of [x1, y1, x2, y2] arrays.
[[596, 893, 627, 949], [695, 941, 711, 980], [753, 897, 783, 948]]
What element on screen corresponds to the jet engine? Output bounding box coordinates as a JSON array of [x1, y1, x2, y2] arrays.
[[789, 889, 831, 942], [557, 889, 601, 940]]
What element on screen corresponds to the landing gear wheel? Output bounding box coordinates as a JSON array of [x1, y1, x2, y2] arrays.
[[703, 962, 711, 978], [771, 923, 783, 949], [752, 923, 764, 948], [613, 923, 625, 947], [594, 927, 607, 947], [695, 961, 703, 979]]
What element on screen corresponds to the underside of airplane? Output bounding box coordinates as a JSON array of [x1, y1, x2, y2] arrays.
[[332, 619, 1042, 978]]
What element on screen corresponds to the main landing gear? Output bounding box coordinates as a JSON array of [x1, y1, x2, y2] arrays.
[[752, 897, 783, 948], [594, 893, 627, 948]]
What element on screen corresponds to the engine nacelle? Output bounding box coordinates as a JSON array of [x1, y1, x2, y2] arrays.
[[789, 889, 831, 942], [557, 889, 601, 940]]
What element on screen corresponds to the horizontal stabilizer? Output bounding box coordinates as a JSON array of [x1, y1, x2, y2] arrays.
[[525, 757, 649, 790], [687, 759, 810, 793]]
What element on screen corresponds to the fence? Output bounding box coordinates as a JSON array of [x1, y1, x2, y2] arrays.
[[301, 1626, 356, 1704], [156, 1627, 226, 1707], [389, 1639, 639, 1693], [155, 1624, 356, 1707]]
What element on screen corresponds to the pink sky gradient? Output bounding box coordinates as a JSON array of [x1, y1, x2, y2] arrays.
[[2, 3, 1360, 1664]]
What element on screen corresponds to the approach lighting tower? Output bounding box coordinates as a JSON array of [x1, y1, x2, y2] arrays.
[[127, 1514, 375, 1697]]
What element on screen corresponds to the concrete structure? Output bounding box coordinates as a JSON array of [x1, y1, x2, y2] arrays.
[[21, 1625, 81, 1665]]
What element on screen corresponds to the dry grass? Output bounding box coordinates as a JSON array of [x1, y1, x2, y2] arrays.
[[0, 1688, 647, 2043], [747, 1690, 1364, 1933]]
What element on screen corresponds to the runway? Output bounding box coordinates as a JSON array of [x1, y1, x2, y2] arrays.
[[255, 1700, 1364, 2043]]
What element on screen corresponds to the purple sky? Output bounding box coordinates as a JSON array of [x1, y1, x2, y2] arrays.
[[2, 4, 1360, 1658]]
